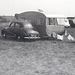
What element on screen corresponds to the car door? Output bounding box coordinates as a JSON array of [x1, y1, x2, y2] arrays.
[[7, 22, 15, 35], [14, 22, 25, 36], [14, 23, 21, 35]]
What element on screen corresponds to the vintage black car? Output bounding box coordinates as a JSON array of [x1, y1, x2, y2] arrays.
[[1, 21, 40, 39]]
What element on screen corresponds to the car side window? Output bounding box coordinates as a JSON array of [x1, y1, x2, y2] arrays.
[[15, 23, 20, 28], [9, 23, 15, 27]]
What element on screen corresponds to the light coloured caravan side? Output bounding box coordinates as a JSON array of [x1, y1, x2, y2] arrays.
[[44, 14, 66, 38], [45, 14, 70, 27]]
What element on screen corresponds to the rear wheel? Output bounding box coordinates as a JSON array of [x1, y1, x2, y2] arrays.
[[15, 35, 24, 40], [15, 35, 21, 40], [2, 33, 7, 38]]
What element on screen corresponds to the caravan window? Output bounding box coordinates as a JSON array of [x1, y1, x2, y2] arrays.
[[47, 18, 58, 25], [57, 18, 66, 25]]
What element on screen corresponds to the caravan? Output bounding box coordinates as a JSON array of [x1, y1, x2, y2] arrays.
[[44, 14, 74, 41], [44, 14, 67, 38], [67, 17, 75, 27]]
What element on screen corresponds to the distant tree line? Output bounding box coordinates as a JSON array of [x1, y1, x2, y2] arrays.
[[0, 16, 16, 22], [0, 16, 7, 22]]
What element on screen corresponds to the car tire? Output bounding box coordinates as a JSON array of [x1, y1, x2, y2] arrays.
[[15, 35, 18, 39], [15, 35, 20, 40], [20, 35, 24, 40], [2, 33, 7, 38]]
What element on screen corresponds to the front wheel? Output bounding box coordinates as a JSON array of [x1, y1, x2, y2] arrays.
[[15, 35, 21, 40], [15, 35, 24, 40], [20, 35, 24, 40]]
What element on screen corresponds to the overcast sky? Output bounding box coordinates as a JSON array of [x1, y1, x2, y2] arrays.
[[0, 0, 75, 16]]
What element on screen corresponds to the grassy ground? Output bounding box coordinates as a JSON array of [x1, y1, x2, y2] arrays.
[[0, 23, 75, 75]]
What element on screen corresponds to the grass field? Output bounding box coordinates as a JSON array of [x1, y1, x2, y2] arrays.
[[0, 23, 75, 75]]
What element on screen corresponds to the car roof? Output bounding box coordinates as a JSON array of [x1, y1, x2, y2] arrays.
[[12, 20, 31, 24], [12, 21, 22, 23]]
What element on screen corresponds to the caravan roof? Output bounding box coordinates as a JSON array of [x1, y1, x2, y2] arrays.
[[43, 13, 67, 18]]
